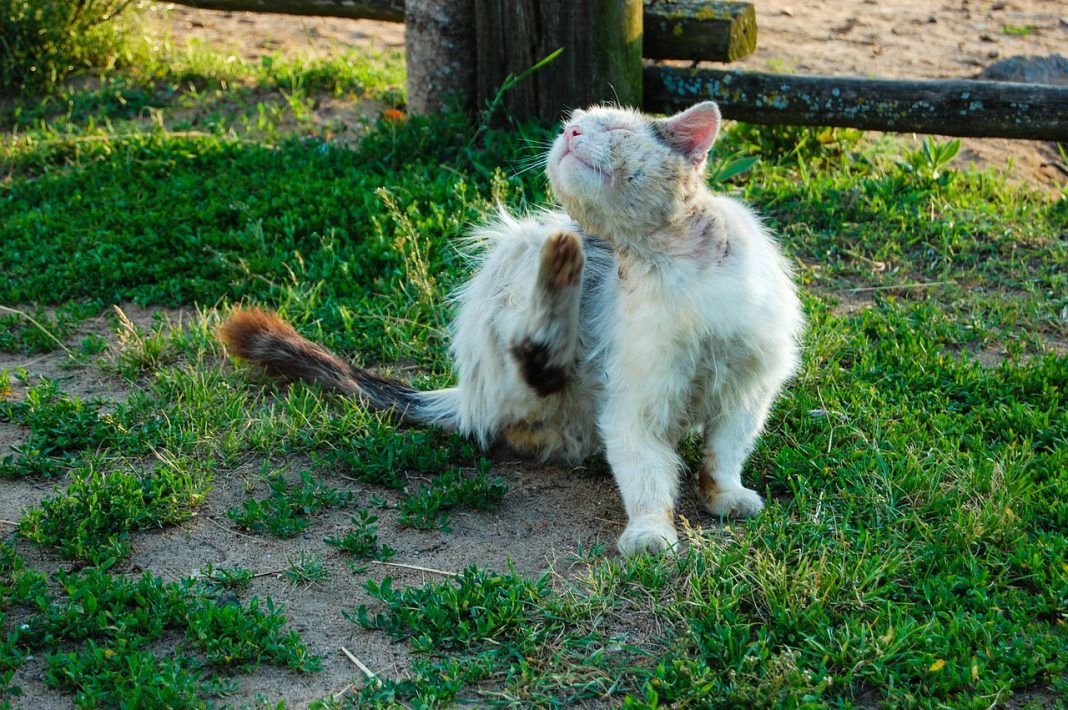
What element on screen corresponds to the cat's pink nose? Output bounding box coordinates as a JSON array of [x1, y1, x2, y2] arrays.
[[565, 125, 582, 147]]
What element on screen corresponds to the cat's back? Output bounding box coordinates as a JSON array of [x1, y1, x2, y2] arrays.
[[709, 193, 803, 363]]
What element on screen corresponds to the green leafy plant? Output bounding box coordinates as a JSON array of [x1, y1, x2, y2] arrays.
[[321, 425, 477, 491], [0, 0, 138, 93], [0, 379, 114, 477], [355, 568, 552, 654], [325, 510, 396, 561], [0, 557, 318, 704], [193, 565, 254, 599], [707, 151, 759, 187], [186, 595, 320, 672], [227, 471, 353, 537], [396, 462, 506, 530], [903, 136, 961, 182], [20, 456, 211, 563]]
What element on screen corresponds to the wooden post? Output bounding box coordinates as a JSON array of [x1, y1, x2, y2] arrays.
[[644, 67, 1068, 141], [474, 0, 643, 121], [643, 0, 756, 62], [405, 0, 476, 115]]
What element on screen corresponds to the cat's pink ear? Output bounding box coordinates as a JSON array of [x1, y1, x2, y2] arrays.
[[659, 101, 721, 165]]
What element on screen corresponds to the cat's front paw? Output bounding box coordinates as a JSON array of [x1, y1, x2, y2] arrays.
[[617, 512, 679, 556], [701, 487, 765, 518]]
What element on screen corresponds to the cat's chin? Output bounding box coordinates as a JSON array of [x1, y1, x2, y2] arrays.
[[550, 155, 608, 198], [560, 150, 599, 172]]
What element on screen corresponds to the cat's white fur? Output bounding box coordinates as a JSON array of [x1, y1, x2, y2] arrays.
[[422, 102, 803, 554]]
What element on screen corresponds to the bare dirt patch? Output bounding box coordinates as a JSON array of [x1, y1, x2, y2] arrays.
[[144, 4, 404, 61], [119, 455, 628, 705]]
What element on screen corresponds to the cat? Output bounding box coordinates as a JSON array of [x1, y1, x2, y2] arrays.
[[219, 101, 804, 555]]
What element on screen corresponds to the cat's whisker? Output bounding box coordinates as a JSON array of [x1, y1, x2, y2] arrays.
[[511, 158, 549, 179]]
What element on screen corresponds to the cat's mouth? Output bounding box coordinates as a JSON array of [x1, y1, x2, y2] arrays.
[[560, 147, 605, 177]]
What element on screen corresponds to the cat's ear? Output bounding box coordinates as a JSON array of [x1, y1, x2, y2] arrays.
[[658, 101, 721, 165]]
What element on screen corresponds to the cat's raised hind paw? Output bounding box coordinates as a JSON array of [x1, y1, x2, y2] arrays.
[[540, 230, 584, 290], [617, 512, 679, 556], [701, 487, 764, 519]]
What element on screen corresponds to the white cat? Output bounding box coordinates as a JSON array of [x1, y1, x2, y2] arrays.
[[219, 101, 803, 555]]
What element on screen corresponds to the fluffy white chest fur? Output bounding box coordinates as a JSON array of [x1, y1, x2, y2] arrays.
[[220, 101, 803, 555]]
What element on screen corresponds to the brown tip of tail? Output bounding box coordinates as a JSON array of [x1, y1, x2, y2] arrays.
[[218, 308, 297, 360]]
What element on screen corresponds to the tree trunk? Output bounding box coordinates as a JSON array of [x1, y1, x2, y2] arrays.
[[405, 0, 476, 115], [474, 0, 643, 122]]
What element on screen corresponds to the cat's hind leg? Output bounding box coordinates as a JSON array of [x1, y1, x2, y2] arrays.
[[510, 230, 585, 397]]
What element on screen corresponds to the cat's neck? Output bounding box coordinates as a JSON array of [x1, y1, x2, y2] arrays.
[[578, 189, 725, 266]]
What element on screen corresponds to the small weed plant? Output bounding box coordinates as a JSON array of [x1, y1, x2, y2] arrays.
[[325, 510, 396, 561], [227, 471, 353, 537], [283, 552, 332, 588]]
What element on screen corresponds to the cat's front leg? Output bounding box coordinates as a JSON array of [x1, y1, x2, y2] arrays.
[[698, 404, 769, 518], [601, 415, 683, 555], [510, 230, 585, 396]]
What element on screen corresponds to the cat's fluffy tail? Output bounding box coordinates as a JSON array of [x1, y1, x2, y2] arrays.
[[218, 309, 459, 428]]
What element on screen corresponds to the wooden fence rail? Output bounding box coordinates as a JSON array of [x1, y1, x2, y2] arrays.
[[645, 67, 1068, 141]]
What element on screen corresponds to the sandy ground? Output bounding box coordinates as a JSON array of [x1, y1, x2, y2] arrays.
[[144, 0, 1068, 192], [4, 3, 1065, 706]]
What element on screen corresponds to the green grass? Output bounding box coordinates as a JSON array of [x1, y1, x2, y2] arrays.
[[0, 0, 137, 94], [0, 27, 1065, 708], [283, 552, 332, 588]]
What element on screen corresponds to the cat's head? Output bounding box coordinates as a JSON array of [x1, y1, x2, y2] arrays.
[[546, 101, 721, 239]]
